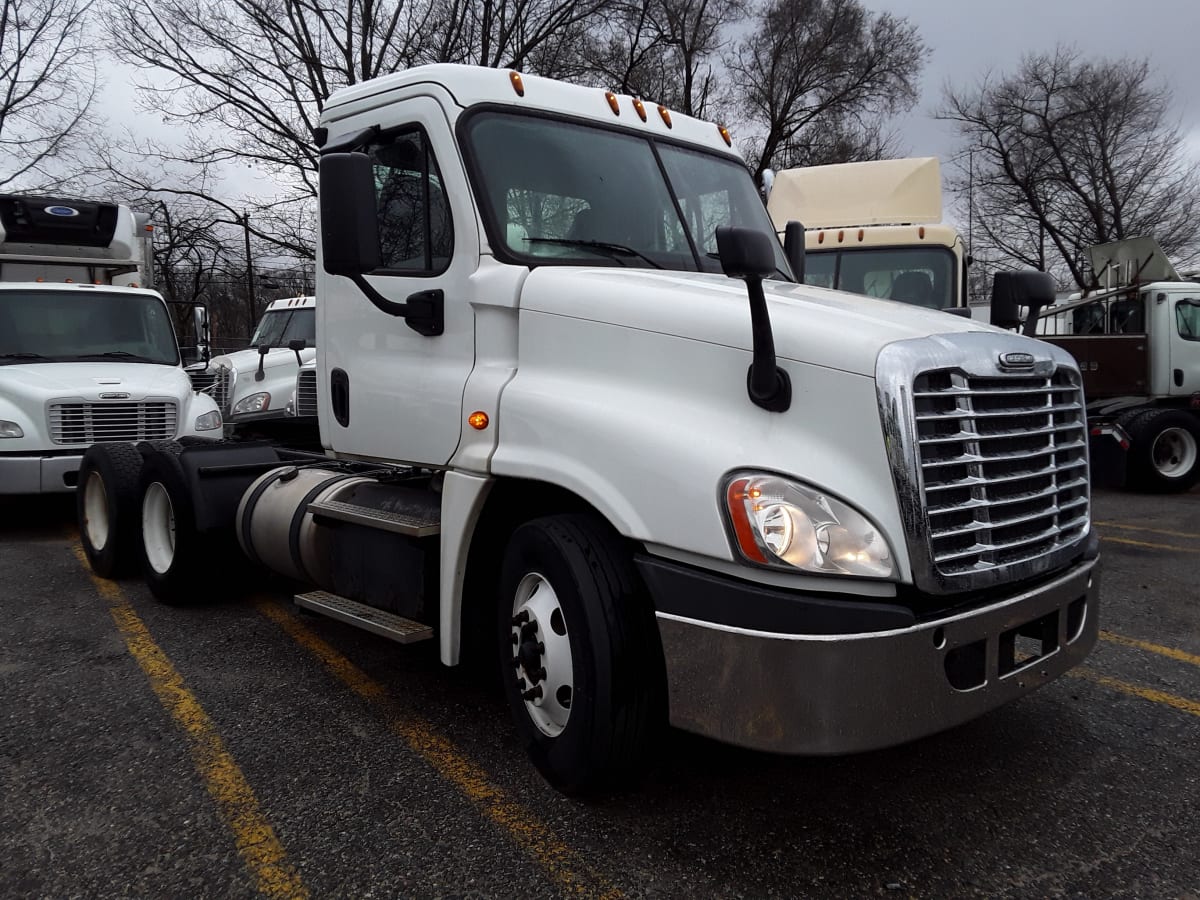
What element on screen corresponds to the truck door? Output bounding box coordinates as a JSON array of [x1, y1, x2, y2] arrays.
[[1169, 292, 1200, 396], [322, 98, 478, 466]]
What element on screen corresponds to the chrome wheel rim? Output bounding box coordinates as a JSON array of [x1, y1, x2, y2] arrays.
[[510, 572, 573, 737], [142, 482, 176, 575], [83, 472, 110, 551], [1152, 427, 1198, 478]]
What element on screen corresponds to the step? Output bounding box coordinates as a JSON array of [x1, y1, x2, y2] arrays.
[[294, 591, 433, 644], [307, 499, 440, 537]]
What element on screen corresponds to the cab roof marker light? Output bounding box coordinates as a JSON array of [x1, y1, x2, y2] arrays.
[[717, 124, 732, 146], [509, 71, 525, 97], [632, 97, 647, 121], [605, 91, 620, 115], [657, 105, 672, 128], [919, 226, 926, 239]]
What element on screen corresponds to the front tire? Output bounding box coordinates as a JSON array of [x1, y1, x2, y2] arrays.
[[77, 443, 145, 578], [498, 514, 666, 795]]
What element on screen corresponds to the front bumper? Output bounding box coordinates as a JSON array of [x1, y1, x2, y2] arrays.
[[643, 542, 1100, 755], [0, 453, 83, 494]]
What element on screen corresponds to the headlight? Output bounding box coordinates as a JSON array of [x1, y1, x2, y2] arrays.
[[232, 392, 270, 415], [0, 420, 24, 438], [194, 410, 222, 431], [724, 473, 894, 578]]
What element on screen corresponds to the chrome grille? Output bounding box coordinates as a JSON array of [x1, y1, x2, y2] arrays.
[[295, 369, 318, 417], [48, 401, 178, 444], [209, 366, 233, 414], [913, 369, 1089, 578], [189, 368, 217, 393]]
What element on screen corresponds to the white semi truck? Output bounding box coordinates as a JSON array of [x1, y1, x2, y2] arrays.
[[0, 194, 221, 508], [188, 294, 317, 439], [765, 157, 969, 313], [78, 67, 1100, 793]]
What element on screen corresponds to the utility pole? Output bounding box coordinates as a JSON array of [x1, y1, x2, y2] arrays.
[[242, 211, 256, 337]]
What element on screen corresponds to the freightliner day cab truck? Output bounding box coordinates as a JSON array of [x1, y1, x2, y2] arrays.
[[991, 238, 1200, 492], [188, 294, 318, 439], [764, 157, 969, 313], [0, 194, 221, 511], [77, 66, 1101, 793]]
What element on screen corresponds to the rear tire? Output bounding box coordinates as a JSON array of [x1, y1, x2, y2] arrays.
[[1126, 409, 1200, 493], [76, 443, 145, 579], [137, 448, 211, 604], [497, 514, 666, 795]]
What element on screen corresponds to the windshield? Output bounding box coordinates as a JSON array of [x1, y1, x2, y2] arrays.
[[462, 111, 791, 278], [0, 290, 178, 364], [803, 247, 959, 309], [250, 308, 315, 348]]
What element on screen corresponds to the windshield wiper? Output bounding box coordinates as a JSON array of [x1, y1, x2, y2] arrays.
[[525, 237, 665, 270], [0, 352, 51, 362], [70, 351, 164, 363]]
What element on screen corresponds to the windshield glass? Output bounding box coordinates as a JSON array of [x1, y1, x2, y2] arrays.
[[0, 290, 178, 364], [250, 308, 315, 348], [804, 247, 958, 309], [462, 111, 791, 278]]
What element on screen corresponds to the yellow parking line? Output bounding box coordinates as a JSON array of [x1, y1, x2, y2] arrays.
[[1074, 667, 1200, 719], [252, 598, 622, 900], [1100, 630, 1200, 669], [1094, 521, 1200, 541], [72, 547, 308, 900], [1099, 535, 1200, 554]]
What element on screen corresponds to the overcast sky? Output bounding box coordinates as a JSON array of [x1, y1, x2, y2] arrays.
[[873, 0, 1200, 163]]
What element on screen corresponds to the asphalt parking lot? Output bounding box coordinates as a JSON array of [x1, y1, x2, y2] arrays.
[[2, 487, 1198, 899]]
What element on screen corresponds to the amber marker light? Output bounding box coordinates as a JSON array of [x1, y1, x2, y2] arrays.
[[725, 478, 768, 564], [919, 226, 926, 239], [605, 91, 620, 115], [657, 105, 672, 128], [632, 98, 647, 121], [717, 124, 732, 146], [468, 411, 490, 430], [509, 71, 525, 96]]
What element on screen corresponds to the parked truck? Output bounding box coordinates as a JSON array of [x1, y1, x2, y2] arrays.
[[78, 66, 1100, 793], [188, 294, 317, 439], [0, 195, 221, 514], [764, 157, 969, 313], [991, 237, 1200, 492]]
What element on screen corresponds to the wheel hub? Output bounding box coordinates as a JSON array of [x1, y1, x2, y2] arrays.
[[510, 573, 573, 737], [83, 471, 110, 551], [1152, 426, 1198, 478]]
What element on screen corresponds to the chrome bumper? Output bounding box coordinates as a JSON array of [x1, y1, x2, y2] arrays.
[[655, 555, 1100, 755], [0, 454, 82, 494]]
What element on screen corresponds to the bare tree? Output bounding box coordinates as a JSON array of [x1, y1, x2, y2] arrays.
[[0, 0, 96, 190], [727, 0, 925, 179], [942, 47, 1200, 289]]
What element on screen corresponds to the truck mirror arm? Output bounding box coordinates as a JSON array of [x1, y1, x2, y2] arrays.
[[744, 274, 793, 412], [350, 274, 445, 337]]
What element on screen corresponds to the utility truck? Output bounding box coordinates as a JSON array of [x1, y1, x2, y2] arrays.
[[764, 157, 969, 313], [78, 66, 1101, 794], [188, 294, 317, 439], [991, 237, 1200, 492], [0, 193, 221, 508]]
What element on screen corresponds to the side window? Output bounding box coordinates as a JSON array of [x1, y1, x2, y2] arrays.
[[1178, 299, 1200, 341], [371, 128, 453, 274], [803, 252, 837, 289]]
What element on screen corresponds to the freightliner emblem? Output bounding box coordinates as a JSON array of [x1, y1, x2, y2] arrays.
[[99, 392, 130, 399], [998, 351, 1036, 370]]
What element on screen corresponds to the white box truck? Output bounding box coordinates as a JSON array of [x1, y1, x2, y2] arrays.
[[79, 67, 1101, 794]]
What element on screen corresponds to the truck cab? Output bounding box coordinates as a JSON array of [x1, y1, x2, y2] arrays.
[[0, 195, 221, 494], [189, 295, 316, 436], [764, 158, 968, 312], [87, 67, 1101, 794]]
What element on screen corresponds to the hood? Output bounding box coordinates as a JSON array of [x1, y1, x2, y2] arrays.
[[518, 267, 1000, 377], [0, 362, 192, 398], [207, 346, 315, 374]]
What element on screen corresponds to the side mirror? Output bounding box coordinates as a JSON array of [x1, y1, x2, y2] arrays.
[[192, 305, 210, 362], [783, 221, 805, 284], [287, 338, 306, 367], [991, 270, 1055, 335], [941, 306, 972, 318], [715, 226, 775, 279], [320, 152, 382, 276], [760, 168, 775, 202]]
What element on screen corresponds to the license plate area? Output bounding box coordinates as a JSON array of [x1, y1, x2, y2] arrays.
[[998, 609, 1059, 677]]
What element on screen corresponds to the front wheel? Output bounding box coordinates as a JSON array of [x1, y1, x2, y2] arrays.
[[76, 443, 145, 578], [1126, 409, 1200, 493], [498, 514, 666, 795]]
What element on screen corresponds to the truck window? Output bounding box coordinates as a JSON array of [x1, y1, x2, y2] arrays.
[[249, 308, 316, 348], [1178, 299, 1200, 341], [462, 111, 790, 278], [371, 128, 453, 274], [0, 290, 178, 364], [802, 247, 957, 308]]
